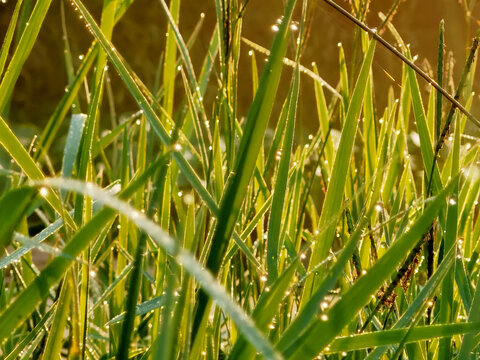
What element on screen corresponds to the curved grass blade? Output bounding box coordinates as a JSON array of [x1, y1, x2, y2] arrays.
[[0, 115, 76, 229], [39, 178, 282, 360], [328, 322, 480, 353], [106, 296, 165, 326]]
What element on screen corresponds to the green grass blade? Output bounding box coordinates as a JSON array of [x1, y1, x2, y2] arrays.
[[41, 275, 73, 359], [0, 116, 75, 229], [329, 322, 480, 353], [106, 296, 165, 326], [267, 65, 300, 283], [0, 0, 23, 78], [303, 39, 376, 304], [0, 0, 53, 113], [61, 114, 87, 179]]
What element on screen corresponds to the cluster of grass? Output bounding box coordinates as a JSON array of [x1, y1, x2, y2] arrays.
[[1, 0, 480, 358]]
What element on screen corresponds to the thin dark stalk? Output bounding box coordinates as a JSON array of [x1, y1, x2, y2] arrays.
[[322, 0, 480, 129]]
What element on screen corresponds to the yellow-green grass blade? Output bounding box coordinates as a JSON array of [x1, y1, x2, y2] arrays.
[[286, 176, 457, 359], [438, 113, 460, 359], [41, 275, 73, 360], [0, 0, 23, 78], [0, 115, 75, 229], [0, 0, 53, 113], [267, 65, 300, 283], [407, 57, 443, 195], [303, 39, 376, 305], [328, 322, 480, 354]]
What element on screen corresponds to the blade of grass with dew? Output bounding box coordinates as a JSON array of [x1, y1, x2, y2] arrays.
[[302, 38, 376, 305], [39, 178, 282, 359], [328, 322, 480, 353], [286, 176, 457, 359], [106, 296, 165, 326], [438, 112, 460, 359], [458, 258, 480, 359], [338, 42, 350, 111], [0, 215, 65, 269], [267, 64, 300, 283], [0, 115, 76, 229], [3, 306, 54, 360], [61, 114, 87, 199], [41, 275, 73, 360], [0, 0, 23, 78], [407, 59, 443, 195], [242, 38, 340, 99], [0, 0, 53, 113]]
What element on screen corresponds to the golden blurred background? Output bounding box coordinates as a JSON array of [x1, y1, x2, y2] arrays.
[[0, 0, 479, 144]]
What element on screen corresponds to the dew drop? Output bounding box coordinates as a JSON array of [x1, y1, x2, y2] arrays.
[[39, 187, 49, 198]]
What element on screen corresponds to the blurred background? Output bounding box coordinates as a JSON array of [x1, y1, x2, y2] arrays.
[[0, 0, 479, 154]]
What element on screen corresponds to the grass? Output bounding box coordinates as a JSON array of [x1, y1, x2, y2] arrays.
[[1, 0, 480, 359]]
